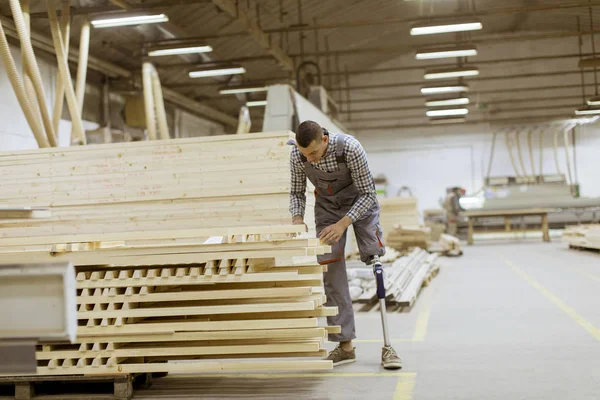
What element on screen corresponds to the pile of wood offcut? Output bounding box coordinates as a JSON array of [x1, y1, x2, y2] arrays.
[[379, 197, 431, 251], [563, 224, 600, 250]]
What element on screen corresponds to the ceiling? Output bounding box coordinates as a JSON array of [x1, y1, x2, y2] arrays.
[[3, 0, 600, 131]]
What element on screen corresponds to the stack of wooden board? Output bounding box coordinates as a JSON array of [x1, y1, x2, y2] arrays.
[[0, 225, 336, 376], [563, 224, 600, 250], [352, 248, 439, 306], [0, 132, 315, 240], [379, 197, 422, 240], [386, 226, 432, 251]]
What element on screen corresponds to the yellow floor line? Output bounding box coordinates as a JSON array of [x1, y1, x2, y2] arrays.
[[411, 297, 433, 342], [393, 374, 417, 400], [500, 255, 600, 342]]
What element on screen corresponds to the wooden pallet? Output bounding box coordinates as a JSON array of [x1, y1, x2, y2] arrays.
[[0, 374, 135, 400]]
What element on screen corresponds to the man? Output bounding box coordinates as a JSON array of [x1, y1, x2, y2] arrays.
[[289, 120, 402, 369], [443, 187, 465, 236]]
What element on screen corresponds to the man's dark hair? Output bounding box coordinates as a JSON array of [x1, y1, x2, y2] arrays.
[[296, 120, 323, 148]]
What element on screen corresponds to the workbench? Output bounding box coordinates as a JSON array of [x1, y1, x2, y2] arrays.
[[461, 209, 554, 245]]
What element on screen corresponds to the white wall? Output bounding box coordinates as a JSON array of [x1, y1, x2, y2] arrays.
[[356, 121, 600, 211]]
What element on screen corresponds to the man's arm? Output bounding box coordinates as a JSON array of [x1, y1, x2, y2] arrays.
[[289, 149, 307, 223], [344, 136, 377, 222], [319, 136, 377, 245]]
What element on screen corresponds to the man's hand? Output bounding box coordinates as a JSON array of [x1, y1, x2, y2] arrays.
[[292, 216, 308, 233], [319, 216, 352, 245]]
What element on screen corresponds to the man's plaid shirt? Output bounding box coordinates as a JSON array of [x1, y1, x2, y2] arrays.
[[290, 132, 377, 223]]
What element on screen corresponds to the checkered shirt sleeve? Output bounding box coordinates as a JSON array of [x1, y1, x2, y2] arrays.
[[289, 147, 307, 219], [343, 135, 377, 222]]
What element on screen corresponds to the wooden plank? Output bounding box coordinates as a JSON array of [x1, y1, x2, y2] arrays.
[[76, 318, 319, 336], [76, 287, 313, 305], [76, 301, 316, 319], [31, 360, 333, 376], [75, 328, 327, 344], [0, 207, 51, 219], [461, 208, 554, 217]]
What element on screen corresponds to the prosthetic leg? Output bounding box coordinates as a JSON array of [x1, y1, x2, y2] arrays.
[[369, 255, 402, 370]]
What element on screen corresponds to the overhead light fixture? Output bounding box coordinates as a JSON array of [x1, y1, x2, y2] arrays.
[[424, 67, 479, 80], [430, 116, 468, 125], [219, 86, 268, 95], [587, 97, 600, 106], [148, 45, 213, 57], [246, 100, 267, 107], [426, 108, 469, 117], [189, 66, 246, 78], [416, 46, 477, 60], [421, 85, 469, 95], [425, 97, 470, 107], [411, 20, 482, 36], [91, 13, 169, 28], [575, 106, 600, 115]]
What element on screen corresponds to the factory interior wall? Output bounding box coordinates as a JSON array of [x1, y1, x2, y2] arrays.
[[356, 121, 600, 212]]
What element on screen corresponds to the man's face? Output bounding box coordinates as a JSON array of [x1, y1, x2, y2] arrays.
[[298, 135, 329, 163]]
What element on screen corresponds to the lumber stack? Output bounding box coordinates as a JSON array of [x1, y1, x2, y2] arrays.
[[348, 249, 439, 306], [379, 197, 430, 250], [563, 224, 600, 250], [379, 197, 421, 240], [0, 132, 315, 239], [386, 225, 432, 251], [0, 226, 336, 376]]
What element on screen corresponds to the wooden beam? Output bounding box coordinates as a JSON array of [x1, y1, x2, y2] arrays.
[[211, 0, 294, 71]]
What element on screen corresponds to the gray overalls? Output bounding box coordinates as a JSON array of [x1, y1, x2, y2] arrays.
[[300, 132, 385, 342]]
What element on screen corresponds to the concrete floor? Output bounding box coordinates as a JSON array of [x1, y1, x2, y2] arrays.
[[136, 241, 600, 400]]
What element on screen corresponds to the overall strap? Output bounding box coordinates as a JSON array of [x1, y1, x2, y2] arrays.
[[334, 132, 347, 164]]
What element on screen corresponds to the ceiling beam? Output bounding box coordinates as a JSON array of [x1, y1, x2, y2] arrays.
[[337, 83, 600, 104], [211, 0, 294, 72], [348, 113, 587, 131], [143, 1, 600, 44], [329, 70, 598, 92], [286, 30, 600, 59]]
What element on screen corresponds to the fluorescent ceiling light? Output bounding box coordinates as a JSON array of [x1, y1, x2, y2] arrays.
[[430, 117, 468, 125], [587, 97, 600, 106], [575, 107, 600, 115], [425, 97, 470, 107], [219, 86, 268, 95], [411, 20, 482, 35], [148, 45, 213, 57], [189, 67, 246, 78], [426, 108, 469, 117], [424, 67, 479, 80], [421, 85, 469, 95], [91, 13, 168, 28], [246, 100, 267, 107], [416, 46, 477, 60]]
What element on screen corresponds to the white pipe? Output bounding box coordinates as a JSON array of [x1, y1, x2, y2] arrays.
[[514, 130, 529, 181], [538, 129, 544, 177], [52, 0, 70, 136], [72, 19, 90, 139], [0, 20, 48, 147], [149, 64, 169, 140], [553, 128, 562, 175], [142, 62, 157, 140], [527, 128, 536, 180], [46, 1, 86, 145], [485, 131, 497, 181], [9, 0, 58, 147], [563, 124, 576, 187], [20, 0, 51, 146], [505, 131, 522, 178]]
